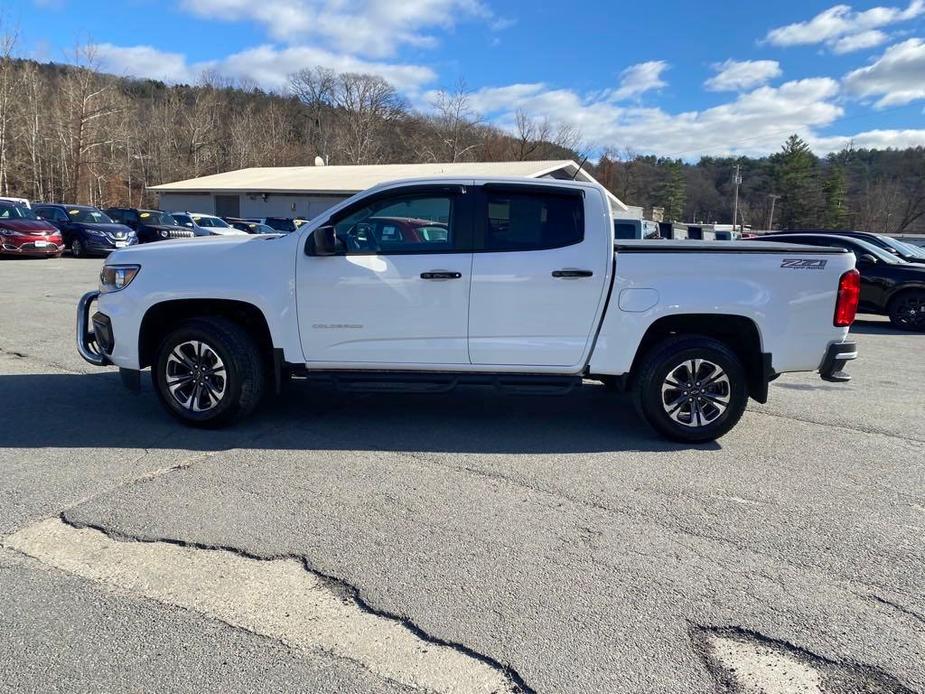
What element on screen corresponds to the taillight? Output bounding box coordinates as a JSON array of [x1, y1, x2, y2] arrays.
[[834, 269, 860, 327]]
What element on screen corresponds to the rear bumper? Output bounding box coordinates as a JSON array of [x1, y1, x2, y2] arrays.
[[819, 341, 857, 383]]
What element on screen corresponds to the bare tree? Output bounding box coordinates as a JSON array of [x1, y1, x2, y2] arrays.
[[58, 44, 120, 201], [423, 79, 482, 162], [0, 22, 19, 194]]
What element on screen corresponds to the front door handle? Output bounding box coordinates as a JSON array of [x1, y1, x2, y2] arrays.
[[552, 269, 593, 279], [421, 271, 462, 280]]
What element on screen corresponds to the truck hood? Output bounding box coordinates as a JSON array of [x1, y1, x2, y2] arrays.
[[107, 233, 265, 261]]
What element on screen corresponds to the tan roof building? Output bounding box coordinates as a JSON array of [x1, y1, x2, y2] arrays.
[[149, 160, 627, 220]]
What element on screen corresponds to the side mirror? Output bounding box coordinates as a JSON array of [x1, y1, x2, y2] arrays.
[[308, 225, 344, 256], [858, 253, 877, 265]]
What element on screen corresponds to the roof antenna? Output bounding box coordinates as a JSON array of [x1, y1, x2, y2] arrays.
[[571, 155, 589, 180]]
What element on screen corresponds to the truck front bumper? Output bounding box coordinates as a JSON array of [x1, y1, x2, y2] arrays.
[[76, 291, 111, 366], [819, 341, 857, 383]]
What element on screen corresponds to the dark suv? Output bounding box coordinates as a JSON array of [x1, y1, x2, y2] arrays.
[[34, 204, 137, 257], [104, 208, 195, 243]]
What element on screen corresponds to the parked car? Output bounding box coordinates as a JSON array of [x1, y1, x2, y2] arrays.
[[614, 218, 660, 240], [764, 229, 925, 264], [105, 208, 195, 243], [763, 233, 925, 330], [34, 204, 137, 258], [226, 219, 279, 234], [0, 196, 31, 209], [254, 217, 298, 233], [171, 212, 247, 236], [78, 177, 859, 443], [0, 201, 63, 257]]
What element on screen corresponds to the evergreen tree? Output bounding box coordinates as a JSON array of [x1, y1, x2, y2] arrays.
[[822, 164, 848, 229], [770, 135, 819, 229], [655, 159, 686, 221]]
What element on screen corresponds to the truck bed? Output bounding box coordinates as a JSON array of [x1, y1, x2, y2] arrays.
[[615, 240, 850, 254]]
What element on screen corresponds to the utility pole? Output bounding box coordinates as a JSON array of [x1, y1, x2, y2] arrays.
[[732, 164, 743, 232], [767, 194, 781, 230]]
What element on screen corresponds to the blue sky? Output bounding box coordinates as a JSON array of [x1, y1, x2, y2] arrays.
[[10, 0, 925, 158]]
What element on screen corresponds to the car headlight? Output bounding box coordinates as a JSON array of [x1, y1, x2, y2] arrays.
[[85, 228, 106, 237], [0, 227, 25, 237], [99, 264, 140, 293], [159, 230, 169, 238]]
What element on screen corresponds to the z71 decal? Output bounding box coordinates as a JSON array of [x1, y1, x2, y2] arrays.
[[781, 258, 828, 270]]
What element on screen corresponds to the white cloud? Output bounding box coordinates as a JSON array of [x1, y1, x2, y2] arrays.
[[608, 61, 669, 100], [831, 29, 890, 53], [705, 60, 782, 92], [178, 0, 490, 58], [94, 44, 197, 83], [844, 38, 925, 106], [468, 78, 851, 158], [765, 0, 924, 53], [812, 128, 925, 151], [92, 43, 436, 92]]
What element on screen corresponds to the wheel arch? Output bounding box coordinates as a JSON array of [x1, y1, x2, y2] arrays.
[[629, 313, 771, 403], [138, 299, 275, 371]]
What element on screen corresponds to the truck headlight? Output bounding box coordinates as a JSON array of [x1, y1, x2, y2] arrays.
[[99, 264, 140, 293]]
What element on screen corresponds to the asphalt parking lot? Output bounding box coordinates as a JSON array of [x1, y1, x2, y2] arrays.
[[0, 256, 923, 693]]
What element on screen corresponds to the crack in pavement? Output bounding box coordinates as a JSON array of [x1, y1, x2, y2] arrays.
[[859, 593, 925, 628], [750, 408, 925, 445], [3, 516, 533, 694]]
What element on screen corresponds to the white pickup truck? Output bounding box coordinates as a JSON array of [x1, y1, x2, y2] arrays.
[[77, 177, 859, 442]]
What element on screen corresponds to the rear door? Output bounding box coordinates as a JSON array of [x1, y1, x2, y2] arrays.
[[297, 185, 474, 365], [468, 183, 610, 368]]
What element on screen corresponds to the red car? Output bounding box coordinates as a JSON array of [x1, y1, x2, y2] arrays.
[[0, 202, 63, 258]]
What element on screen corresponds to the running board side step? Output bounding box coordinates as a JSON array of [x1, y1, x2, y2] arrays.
[[295, 370, 582, 396]]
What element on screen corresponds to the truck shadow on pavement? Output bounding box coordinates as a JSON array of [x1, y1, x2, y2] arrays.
[[0, 371, 718, 453]]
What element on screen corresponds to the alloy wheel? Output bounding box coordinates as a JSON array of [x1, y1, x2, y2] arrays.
[[164, 340, 227, 412], [660, 358, 731, 428], [894, 294, 925, 330]]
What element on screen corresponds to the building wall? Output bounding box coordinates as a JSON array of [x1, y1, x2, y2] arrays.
[[158, 193, 213, 215], [155, 192, 351, 220]]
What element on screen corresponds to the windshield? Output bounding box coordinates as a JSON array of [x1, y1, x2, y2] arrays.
[[845, 237, 903, 264], [193, 215, 231, 228], [68, 208, 114, 224], [0, 203, 38, 220], [888, 237, 925, 259], [139, 210, 177, 226]]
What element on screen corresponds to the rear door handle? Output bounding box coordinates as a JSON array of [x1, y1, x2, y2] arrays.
[[552, 269, 593, 279], [421, 271, 462, 280]]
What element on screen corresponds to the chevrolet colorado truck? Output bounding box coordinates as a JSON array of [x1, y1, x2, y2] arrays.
[[77, 177, 860, 442]]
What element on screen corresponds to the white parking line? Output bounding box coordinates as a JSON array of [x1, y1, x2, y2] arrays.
[[4, 518, 517, 694]]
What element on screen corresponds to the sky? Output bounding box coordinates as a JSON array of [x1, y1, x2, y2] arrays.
[[8, 0, 925, 159]]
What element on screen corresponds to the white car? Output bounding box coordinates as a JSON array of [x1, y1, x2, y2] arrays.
[[170, 212, 247, 236], [77, 177, 859, 442]]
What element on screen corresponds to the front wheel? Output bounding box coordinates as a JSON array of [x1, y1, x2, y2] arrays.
[[152, 317, 266, 428], [71, 239, 84, 258], [633, 336, 748, 443], [887, 290, 925, 331]]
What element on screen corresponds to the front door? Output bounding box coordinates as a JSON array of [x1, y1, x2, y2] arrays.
[[468, 184, 610, 368], [297, 186, 473, 365]]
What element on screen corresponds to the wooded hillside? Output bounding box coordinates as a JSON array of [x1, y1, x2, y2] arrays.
[[0, 44, 922, 233]]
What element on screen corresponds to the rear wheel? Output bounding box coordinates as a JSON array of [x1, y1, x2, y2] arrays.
[[887, 290, 925, 331], [633, 336, 748, 443], [152, 317, 265, 427]]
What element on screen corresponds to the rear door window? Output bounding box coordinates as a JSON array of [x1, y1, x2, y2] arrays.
[[478, 187, 584, 252]]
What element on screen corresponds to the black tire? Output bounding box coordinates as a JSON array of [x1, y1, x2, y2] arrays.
[[887, 290, 925, 331], [633, 335, 748, 443], [71, 239, 83, 258], [152, 317, 265, 428]]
